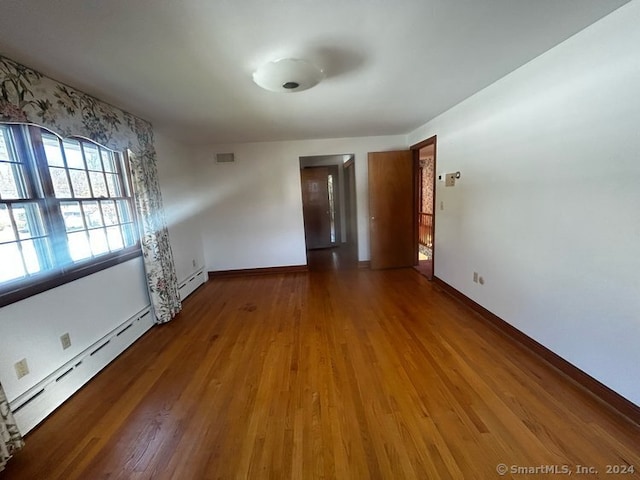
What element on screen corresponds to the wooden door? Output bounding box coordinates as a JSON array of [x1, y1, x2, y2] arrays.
[[301, 167, 332, 249], [368, 150, 415, 269]]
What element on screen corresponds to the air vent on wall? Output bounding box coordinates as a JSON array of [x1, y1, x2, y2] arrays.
[[216, 153, 235, 163]]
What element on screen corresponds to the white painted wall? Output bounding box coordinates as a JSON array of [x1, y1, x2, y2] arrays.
[[154, 131, 205, 282], [408, 1, 640, 406], [0, 257, 149, 401], [193, 135, 406, 270]]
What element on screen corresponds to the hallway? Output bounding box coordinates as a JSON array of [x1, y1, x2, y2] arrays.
[[306, 244, 359, 272]]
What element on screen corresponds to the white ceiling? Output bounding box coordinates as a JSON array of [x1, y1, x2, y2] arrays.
[[0, 0, 630, 145]]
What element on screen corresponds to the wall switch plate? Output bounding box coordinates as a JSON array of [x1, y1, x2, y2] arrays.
[[61, 333, 72, 350], [192, 259, 197, 268], [473, 272, 479, 283], [445, 173, 456, 187], [479, 276, 485, 285], [15, 358, 29, 379]]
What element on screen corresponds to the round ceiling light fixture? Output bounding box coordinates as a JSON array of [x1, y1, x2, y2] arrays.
[[253, 58, 324, 93]]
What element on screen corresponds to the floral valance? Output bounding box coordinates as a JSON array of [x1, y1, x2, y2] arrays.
[[1, 55, 146, 152]]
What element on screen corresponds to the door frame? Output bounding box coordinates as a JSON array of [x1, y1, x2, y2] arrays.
[[410, 135, 437, 279], [343, 157, 358, 247], [299, 154, 356, 257]]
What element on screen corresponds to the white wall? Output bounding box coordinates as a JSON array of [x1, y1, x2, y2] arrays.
[[0, 258, 149, 401], [193, 135, 406, 270], [154, 131, 205, 282], [408, 1, 640, 406]]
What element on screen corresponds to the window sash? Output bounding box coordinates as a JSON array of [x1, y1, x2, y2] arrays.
[[0, 124, 140, 307]]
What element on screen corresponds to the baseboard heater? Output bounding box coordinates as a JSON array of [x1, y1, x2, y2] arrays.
[[178, 268, 206, 301], [10, 269, 206, 434], [10, 306, 154, 434]]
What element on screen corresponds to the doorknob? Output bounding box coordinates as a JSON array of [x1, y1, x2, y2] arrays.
[[370, 216, 375, 220]]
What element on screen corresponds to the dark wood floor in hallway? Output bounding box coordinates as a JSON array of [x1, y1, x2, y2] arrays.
[[3, 267, 639, 479]]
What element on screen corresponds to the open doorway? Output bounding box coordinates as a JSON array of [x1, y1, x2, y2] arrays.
[[411, 136, 436, 279], [299, 154, 358, 270]]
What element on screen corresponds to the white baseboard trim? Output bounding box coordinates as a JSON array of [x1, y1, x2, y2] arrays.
[[10, 306, 154, 434], [178, 268, 206, 301]]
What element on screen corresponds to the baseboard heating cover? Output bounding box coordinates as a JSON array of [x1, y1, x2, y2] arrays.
[[10, 306, 154, 434], [178, 268, 206, 301]]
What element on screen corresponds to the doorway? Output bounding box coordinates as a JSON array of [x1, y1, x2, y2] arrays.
[[300, 154, 358, 270], [411, 136, 437, 280]]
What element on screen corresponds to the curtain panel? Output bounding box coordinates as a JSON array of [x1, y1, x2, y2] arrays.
[[0, 381, 24, 472]]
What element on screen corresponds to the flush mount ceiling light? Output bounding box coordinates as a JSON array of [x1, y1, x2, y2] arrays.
[[253, 58, 324, 93]]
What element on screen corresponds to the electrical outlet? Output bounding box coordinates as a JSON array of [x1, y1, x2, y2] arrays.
[[479, 276, 485, 285], [473, 272, 478, 283], [445, 173, 456, 187], [15, 358, 29, 379], [60, 332, 72, 350], [440, 201, 444, 211]]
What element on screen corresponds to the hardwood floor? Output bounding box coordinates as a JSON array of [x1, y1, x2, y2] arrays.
[[3, 267, 639, 479], [306, 244, 359, 272]]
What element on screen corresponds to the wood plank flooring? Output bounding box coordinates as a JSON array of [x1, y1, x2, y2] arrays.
[[2, 265, 639, 479]]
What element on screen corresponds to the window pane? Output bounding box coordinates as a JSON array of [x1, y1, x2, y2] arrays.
[[13, 203, 45, 240], [60, 202, 84, 231], [122, 223, 136, 247], [101, 150, 116, 172], [0, 161, 27, 199], [1, 125, 138, 299], [63, 139, 84, 169], [101, 200, 118, 226], [21, 239, 42, 274], [0, 127, 11, 161], [69, 170, 91, 197], [50, 167, 72, 197], [0, 242, 25, 282], [67, 231, 91, 262], [106, 173, 121, 197], [89, 171, 108, 197], [84, 143, 101, 171], [106, 225, 124, 250], [88, 228, 109, 256], [42, 133, 65, 167], [0, 204, 16, 243], [83, 201, 103, 228], [117, 200, 132, 223]]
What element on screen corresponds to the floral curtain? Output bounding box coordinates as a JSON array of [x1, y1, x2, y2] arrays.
[[0, 381, 23, 472], [0, 54, 181, 323]]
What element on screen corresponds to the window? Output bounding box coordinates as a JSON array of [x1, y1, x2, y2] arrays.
[[0, 124, 140, 306]]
